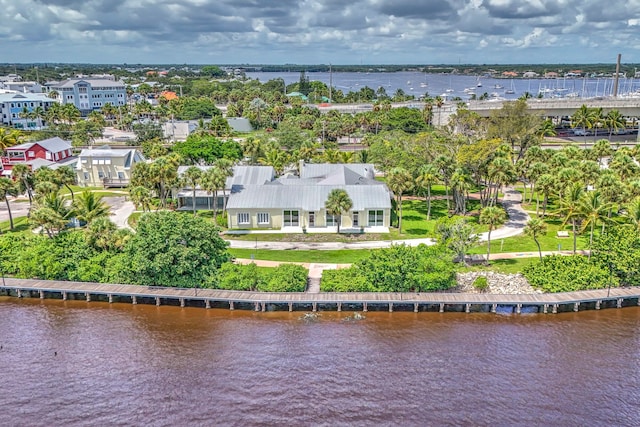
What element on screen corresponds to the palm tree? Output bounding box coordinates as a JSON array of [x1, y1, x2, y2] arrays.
[[450, 167, 473, 215], [416, 164, 439, 220], [10, 164, 34, 207], [200, 167, 227, 225], [556, 182, 584, 254], [149, 156, 178, 208], [182, 166, 202, 215], [479, 206, 507, 262], [387, 167, 413, 233], [524, 218, 547, 260], [625, 197, 640, 232], [0, 128, 21, 151], [54, 166, 77, 202], [605, 109, 626, 139], [72, 191, 110, 225], [129, 186, 152, 212], [324, 189, 353, 233], [0, 177, 18, 231], [579, 190, 612, 249], [434, 155, 454, 211], [242, 137, 263, 165], [592, 139, 612, 166], [31, 192, 73, 237], [215, 158, 235, 214], [571, 105, 596, 148]]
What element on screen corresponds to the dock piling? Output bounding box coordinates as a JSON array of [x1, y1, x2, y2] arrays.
[[206, 300, 211, 309], [439, 303, 444, 313], [155, 297, 160, 306], [108, 294, 113, 303], [85, 293, 91, 302], [574, 302, 580, 312], [363, 302, 368, 312], [132, 295, 137, 305], [596, 300, 601, 310], [337, 302, 342, 312], [414, 303, 419, 313], [516, 304, 522, 314], [617, 298, 623, 308], [228, 301, 233, 310], [39, 290, 44, 299], [389, 302, 393, 312]]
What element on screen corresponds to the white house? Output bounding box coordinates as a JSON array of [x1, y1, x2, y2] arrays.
[[76, 146, 145, 187]]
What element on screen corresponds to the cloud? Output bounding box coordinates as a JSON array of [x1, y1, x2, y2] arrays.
[[0, 0, 637, 63]]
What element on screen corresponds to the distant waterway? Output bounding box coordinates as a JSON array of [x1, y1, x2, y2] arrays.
[[1, 297, 639, 426], [246, 71, 640, 101]]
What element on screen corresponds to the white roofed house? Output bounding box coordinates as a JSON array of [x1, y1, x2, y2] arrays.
[[226, 163, 392, 233], [76, 146, 146, 187], [174, 165, 275, 211]]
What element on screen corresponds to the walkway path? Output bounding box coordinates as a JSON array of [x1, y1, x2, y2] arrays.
[[227, 187, 529, 251], [104, 196, 136, 230]]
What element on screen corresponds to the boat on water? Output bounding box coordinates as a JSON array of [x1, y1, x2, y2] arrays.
[[420, 82, 428, 88], [476, 77, 482, 87], [505, 79, 516, 94], [494, 84, 504, 89]]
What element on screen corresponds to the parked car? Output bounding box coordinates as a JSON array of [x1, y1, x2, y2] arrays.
[[573, 129, 592, 136]]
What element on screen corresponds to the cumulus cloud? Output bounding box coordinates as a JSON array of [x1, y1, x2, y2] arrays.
[[0, 0, 637, 63]]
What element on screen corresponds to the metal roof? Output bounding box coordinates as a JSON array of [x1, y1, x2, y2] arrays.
[[48, 79, 125, 89], [177, 165, 275, 189], [8, 137, 71, 153], [300, 163, 376, 180], [227, 184, 391, 211]]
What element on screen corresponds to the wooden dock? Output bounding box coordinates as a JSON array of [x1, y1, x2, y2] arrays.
[[1, 278, 640, 314]]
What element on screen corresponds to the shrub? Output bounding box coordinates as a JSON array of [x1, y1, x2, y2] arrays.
[[258, 264, 308, 292], [217, 263, 263, 291], [321, 269, 373, 292], [522, 255, 616, 293], [473, 276, 489, 292]]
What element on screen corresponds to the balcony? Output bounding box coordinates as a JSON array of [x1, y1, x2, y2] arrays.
[[103, 177, 130, 188], [1, 156, 26, 166]]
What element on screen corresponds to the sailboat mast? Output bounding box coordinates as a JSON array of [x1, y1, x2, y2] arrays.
[[329, 63, 332, 102]]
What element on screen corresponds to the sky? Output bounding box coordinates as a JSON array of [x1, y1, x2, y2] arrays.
[[1, 0, 639, 65]]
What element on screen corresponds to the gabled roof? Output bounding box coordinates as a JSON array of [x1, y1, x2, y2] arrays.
[[227, 184, 392, 211], [35, 137, 72, 153], [300, 163, 376, 180], [78, 147, 143, 158], [177, 165, 275, 189]]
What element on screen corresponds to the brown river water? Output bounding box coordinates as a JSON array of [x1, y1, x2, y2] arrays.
[[1, 297, 639, 427]]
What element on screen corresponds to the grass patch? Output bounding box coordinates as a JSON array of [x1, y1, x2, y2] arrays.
[[0, 216, 31, 234], [127, 211, 143, 228], [228, 248, 369, 264], [462, 258, 537, 275]]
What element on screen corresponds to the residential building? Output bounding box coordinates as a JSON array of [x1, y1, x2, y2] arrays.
[[0, 92, 55, 129], [175, 165, 275, 210], [1, 137, 75, 175], [226, 163, 392, 233], [46, 78, 126, 114], [76, 146, 145, 187]]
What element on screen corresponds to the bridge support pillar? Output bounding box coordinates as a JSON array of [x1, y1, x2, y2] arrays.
[[206, 300, 211, 309], [574, 302, 580, 312], [85, 293, 91, 302], [543, 304, 548, 314], [312, 302, 317, 312], [132, 295, 137, 305], [337, 302, 342, 312], [465, 304, 470, 313], [414, 303, 419, 313], [516, 304, 522, 314], [439, 303, 444, 313], [596, 300, 601, 310], [108, 294, 113, 304], [62, 291, 67, 301], [491, 304, 497, 313], [254, 302, 259, 311], [155, 297, 160, 306], [17, 289, 22, 298], [39, 290, 44, 299], [228, 301, 233, 310], [617, 298, 623, 308], [180, 298, 185, 308], [363, 302, 368, 312], [261, 302, 265, 312], [288, 302, 293, 312], [389, 303, 393, 313], [552, 304, 558, 314]]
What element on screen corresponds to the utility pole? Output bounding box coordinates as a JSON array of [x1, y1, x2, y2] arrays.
[[613, 53, 621, 97], [329, 63, 332, 102]]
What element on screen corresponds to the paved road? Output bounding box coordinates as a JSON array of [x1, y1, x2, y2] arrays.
[[0, 198, 31, 223], [104, 196, 135, 230]]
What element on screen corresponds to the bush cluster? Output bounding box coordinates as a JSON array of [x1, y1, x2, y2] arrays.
[[321, 244, 457, 292], [217, 263, 307, 292]]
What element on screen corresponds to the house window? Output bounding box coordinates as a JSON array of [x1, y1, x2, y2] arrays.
[[353, 212, 359, 227], [45, 152, 52, 160], [237, 212, 250, 225], [283, 210, 299, 227], [27, 151, 35, 158], [257, 212, 270, 224], [326, 213, 338, 226], [117, 172, 125, 180], [309, 211, 315, 227], [368, 210, 384, 226], [83, 172, 89, 181], [98, 171, 105, 179]]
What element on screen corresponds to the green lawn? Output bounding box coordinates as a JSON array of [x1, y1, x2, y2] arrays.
[[0, 216, 31, 234], [228, 248, 371, 264], [226, 197, 488, 242], [462, 258, 537, 275]]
